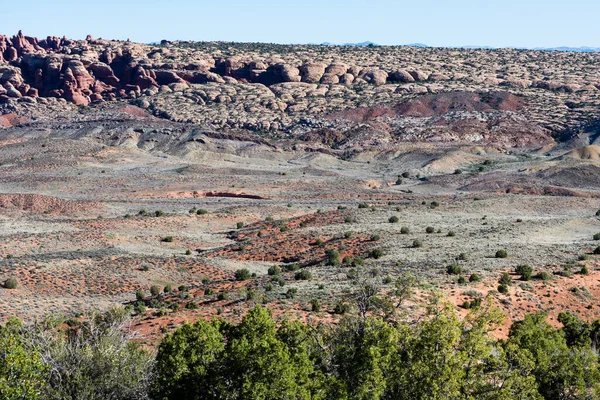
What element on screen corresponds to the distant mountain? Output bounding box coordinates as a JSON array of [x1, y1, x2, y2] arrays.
[[534, 46, 600, 52]]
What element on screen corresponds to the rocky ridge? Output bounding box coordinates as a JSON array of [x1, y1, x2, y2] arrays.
[[1, 32, 600, 147]]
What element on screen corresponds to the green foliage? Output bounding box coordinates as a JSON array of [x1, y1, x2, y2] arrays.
[[499, 272, 512, 286], [3, 278, 18, 289], [295, 270, 312, 281], [150, 285, 161, 297], [235, 268, 251, 281], [196, 209, 208, 215], [412, 239, 423, 248], [425, 226, 435, 234], [358, 202, 369, 209], [326, 249, 341, 266], [400, 226, 410, 234], [369, 248, 384, 259], [469, 273, 482, 283], [161, 236, 174, 243], [593, 232, 600, 240], [447, 264, 463, 275], [516, 265, 533, 281], [496, 249, 508, 258], [268, 265, 282, 276], [0, 319, 47, 400], [595, 246, 600, 255], [389, 216, 399, 223], [236, 222, 244, 229]]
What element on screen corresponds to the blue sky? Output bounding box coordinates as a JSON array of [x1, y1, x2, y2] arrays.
[[3, 0, 599, 48]]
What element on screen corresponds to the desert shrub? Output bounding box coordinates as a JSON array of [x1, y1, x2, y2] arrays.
[[358, 202, 369, 209], [412, 239, 423, 248], [334, 301, 350, 315], [134, 302, 146, 314], [389, 216, 399, 223], [205, 288, 214, 296], [369, 248, 384, 259], [383, 276, 393, 284], [425, 226, 435, 234], [284, 263, 300, 272], [164, 284, 172, 293], [185, 249, 192, 255], [310, 299, 321, 312], [447, 265, 463, 275], [495, 249, 508, 258], [150, 285, 161, 297], [579, 254, 589, 261], [533, 271, 551, 281], [370, 234, 380, 241], [430, 201, 440, 208], [447, 231, 456, 237], [344, 232, 353, 239], [499, 273, 512, 286], [326, 249, 341, 266], [236, 222, 244, 229], [155, 210, 165, 217], [454, 169, 462, 175], [268, 266, 281, 276], [596, 209, 600, 216], [469, 273, 482, 283], [342, 256, 353, 265], [196, 209, 208, 215], [135, 290, 145, 301], [3, 278, 18, 289], [400, 226, 410, 234], [351, 257, 364, 267], [280, 226, 289, 232], [162, 236, 174, 243], [265, 284, 274, 292], [344, 215, 355, 224], [498, 284, 509, 294], [580, 265, 589, 275], [594, 233, 600, 240], [186, 301, 199, 310], [217, 292, 229, 301], [294, 270, 312, 281], [271, 276, 285, 287], [515, 265, 533, 281], [595, 246, 600, 255], [456, 253, 468, 261], [285, 288, 298, 299], [178, 285, 188, 292], [235, 269, 251, 281], [457, 276, 466, 284]]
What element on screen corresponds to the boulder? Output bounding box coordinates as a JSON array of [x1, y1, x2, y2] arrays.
[[390, 70, 415, 83], [361, 69, 388, 85], [299, 63, 326, 83]]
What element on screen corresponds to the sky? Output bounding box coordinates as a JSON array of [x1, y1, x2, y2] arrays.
[[2, 0, 600, 48]]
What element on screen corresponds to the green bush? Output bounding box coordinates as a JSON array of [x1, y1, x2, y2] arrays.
[[447, 265, 463, 275], [268, 265, 281, 276], [150, 285, 161, 297], [412, 239, 423, 248], [495, 249, 508, 258], [162, 236, 174, 243], [469, 273, 481, 283], [400, 226, 410, 234], [499, 273, 512, 286], [595, 246, 600, 255], [389, 216, 399, 223], [155, 210, 165, 217], [217, 292, 229, 301], [164, 284, 173, 293], [135, 290, 145, 301], [447, 231, 456, 237], [197, 209, 208, 215], [497, 284, 509, 294], [235, 269, 251, 281], [236, 222, 244, 229], [593, 233, 600, 241], [310, 299, 321, 312], [3, 278, 18, 289], [358, 202, 369, 209], [425, 226, 435, 234], [369, 248, 384, 259], [326, 249, 341, 266], [294, 270, 312, 281], [457, 276, 466, 284], [186, 301, 199, 310], [370, 234, 380, 241], [515, 265, 533, 281]]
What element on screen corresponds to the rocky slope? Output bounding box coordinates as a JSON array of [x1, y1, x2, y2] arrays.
[[1, 31, 600, 147]]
